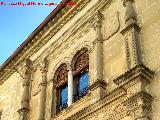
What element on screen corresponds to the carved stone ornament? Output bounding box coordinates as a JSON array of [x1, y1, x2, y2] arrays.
[[72, 50, 89, 76], [54, 63, 68, 88], [40, 58, 48, 73], [122, 91, 153, 120], [39, 58, 48, 86], [93, 11, 104, 30]]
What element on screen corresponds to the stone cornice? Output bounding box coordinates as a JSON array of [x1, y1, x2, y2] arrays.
[[0, 0, 91, 84], [89, 80, 107, 91], [32, 0, 114, 74], [123, 91, 153, 108], [0, 0, 115, 83], [64, 87, 126, 120], [113, 64, 154, 86]]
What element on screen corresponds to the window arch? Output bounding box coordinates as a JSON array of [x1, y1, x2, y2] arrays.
[[72, 48, 89, 102], [54, 63, 68, 114]]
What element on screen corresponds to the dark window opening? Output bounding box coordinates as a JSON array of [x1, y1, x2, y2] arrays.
[[54, 64, 68, 114], [56, 84, 68, 114], [60, 85, 68, 109], [73, 68, 89, 102]]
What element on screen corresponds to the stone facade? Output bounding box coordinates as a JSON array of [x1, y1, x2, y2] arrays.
[[0, 0, 160, 120]]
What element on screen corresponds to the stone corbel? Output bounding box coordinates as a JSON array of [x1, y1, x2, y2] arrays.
[[123, 91, 153, 120]]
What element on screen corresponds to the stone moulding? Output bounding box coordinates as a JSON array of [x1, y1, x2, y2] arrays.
[[122, 91, 153, 119], [64, 87, 126, 120], [57, 64, 154, 120], [89, 80, 107, 91], [0, 0, 91, 83], [113, 64, 154, 86]]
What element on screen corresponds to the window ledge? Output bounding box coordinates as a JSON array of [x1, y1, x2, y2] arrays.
[[53, 92, 91, 119]]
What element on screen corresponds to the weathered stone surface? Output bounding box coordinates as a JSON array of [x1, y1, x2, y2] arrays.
[[0, 0, 160, 120]]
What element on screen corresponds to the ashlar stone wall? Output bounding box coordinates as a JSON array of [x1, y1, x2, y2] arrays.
[[0, 0, 160, 120]]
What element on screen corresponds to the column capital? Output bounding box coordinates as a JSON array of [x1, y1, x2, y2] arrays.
[[122, 0, 134, 6], [40, 58, 48, 87], [93, 11, 104, 30], [40, 58, 48, 73], [67, 65, 72, 71], [21, 59, 32, 86]]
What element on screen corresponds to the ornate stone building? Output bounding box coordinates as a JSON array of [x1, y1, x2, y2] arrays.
[[0, 0, 160, 119]]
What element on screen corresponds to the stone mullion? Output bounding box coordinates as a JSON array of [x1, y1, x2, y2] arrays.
[[18, 59, 32, 120], [38, 58, 48, 120], [68, 66, 73, 106]]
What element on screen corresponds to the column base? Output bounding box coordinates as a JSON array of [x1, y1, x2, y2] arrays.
[[17, 107, 29, 120], [89, 80, 107, 100]]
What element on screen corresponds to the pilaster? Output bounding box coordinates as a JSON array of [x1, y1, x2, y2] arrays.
[[38, 58, 48, 120], [17, 59, 32, 120], [89, 11, 107, 100], [121, 0, 142, 69]]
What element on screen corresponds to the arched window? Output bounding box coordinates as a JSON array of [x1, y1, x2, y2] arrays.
[[72, 48, 89, 102], [54, 63, 68, 114]]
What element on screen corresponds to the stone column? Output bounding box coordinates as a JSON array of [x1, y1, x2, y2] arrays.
[[68, 66, 73, 106], [51, 86, 56, 117], [94, 11, 103, 81], [18, 59, 32, 120], [89, 11, 107, 100], [38, 58, 48, 120], [121, 0, 142, 69]]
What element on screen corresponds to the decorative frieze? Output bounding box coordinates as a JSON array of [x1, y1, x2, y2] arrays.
[[0, 0, 91, 82], [65, 88, 126, 120], [114, 64, 154, 120], [123, 91, 153, 120]]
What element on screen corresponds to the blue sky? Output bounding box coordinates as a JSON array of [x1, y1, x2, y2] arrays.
[[0, 0, 61, 65]]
